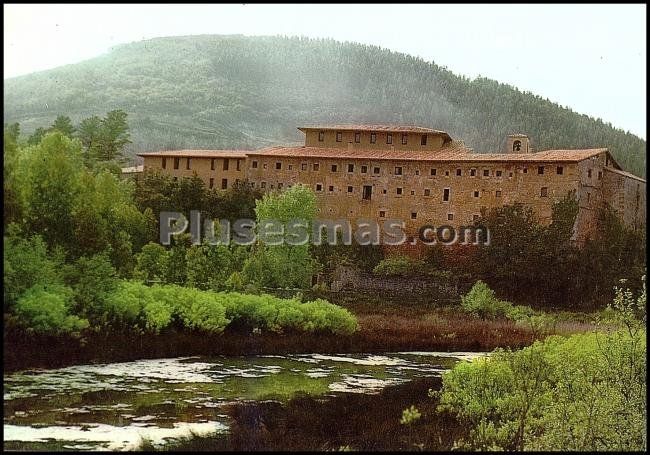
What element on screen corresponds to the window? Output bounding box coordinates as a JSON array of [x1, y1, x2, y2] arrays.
[[313, 163, 320, 171], [263, 163, 268, 169], [373, 166, 380, 174], [174, 157, 180, 169], [379, 210, 386, 218], [362, 185, 372, 200], [496, 190, 502, 198], [348, 163, 354, 172], [540, 187, 548, 197], [331, 164, 338, 172], [211, 158, 215, 170], [496, 170, 502, 177], [261, 182, 266, 189], [336, 131, 342, 142], [278, 183, 283, 189], [221, 178, 228, 189], [598, 171, 602, 180], [382, 189, 387, 194], [275, 162, 282, 170], [424, 188, 431, 196], [473, 214, 480, 222], [431, 168, 437, 176], [421, 135, 427, 146], [396, 187, 403, 195], [328, 185, 334, 192], [410, 190, 415, 195], [411, 212, 417, 219], [318, 131, 325, 142], [401, 133, 408, 145], [354, 132, 361, 143], [456, 168, 462, 176], [288, 164, 293, 171], [443, 188, 450, 202], [474, 190, 479, 198], [395, 166, 403, 175], [523, 167, 528, 174], [587, 169, 592, 178], [483, 169, 489, 177], [316, 183, 322, 192], [347, 186, 353, 193], [209, 178, 214, 189], [470, 168, 476, 176], [361, 165, 368, 173], [538, 166, 544, 175], [236, 160, 241, 171], [513, 140, 522, 152], [447, 213, 454, 221], [557, 166, 563, 175], [223, 159, 229, 171], [587, 192, 591, 203], [387, 133, 393, 144], [370, 132, 377, 144], [301, 163, 307, 171], [415, 169, 420, 175], [162, 158, 167, 169]]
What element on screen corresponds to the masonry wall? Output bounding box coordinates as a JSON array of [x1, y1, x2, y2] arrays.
[[142, 155, 246, 189], [303, 130, 446, 152], [602, 168, 646, 233]]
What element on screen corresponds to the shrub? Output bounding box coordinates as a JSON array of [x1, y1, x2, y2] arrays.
[[14, 284, 89, 335], [373, 256, 424, 277], [460, 281, 511, 320]]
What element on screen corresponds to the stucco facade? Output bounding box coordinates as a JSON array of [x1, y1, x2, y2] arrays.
[[137, 125, 646, 244]]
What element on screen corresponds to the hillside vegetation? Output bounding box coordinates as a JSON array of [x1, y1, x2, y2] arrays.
[[3, 34, 646, 176]]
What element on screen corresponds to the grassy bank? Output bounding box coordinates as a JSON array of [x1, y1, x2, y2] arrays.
[[3, 294, 598, 372]]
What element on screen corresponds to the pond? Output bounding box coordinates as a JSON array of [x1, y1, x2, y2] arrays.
[[4, 352, 482, 451]]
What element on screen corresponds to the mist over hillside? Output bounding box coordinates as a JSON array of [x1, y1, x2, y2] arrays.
[[3, 34, 646, 176]]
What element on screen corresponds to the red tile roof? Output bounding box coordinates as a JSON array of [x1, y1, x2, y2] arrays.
[[298, 124, 450, 136], [249, 145, 608, 163], [138, 149, 250, 158]]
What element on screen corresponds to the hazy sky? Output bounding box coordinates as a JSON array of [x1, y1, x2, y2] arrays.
[[4, 4, 647, 138]]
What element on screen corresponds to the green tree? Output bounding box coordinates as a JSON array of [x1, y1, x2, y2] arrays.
[[50, 115, 75, 137]]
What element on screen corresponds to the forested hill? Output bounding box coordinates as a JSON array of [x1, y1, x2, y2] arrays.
[[3, 34, 646, 176]]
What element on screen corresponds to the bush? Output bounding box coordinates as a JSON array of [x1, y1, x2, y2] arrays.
[[373, 256, 424, 277], [460, 281, 511, 320], [14, 284, 89, 335]]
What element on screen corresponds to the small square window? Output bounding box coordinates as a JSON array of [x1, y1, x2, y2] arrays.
[[361, 165, 368, 173], [538, 166, 545, 175], [252, 160, 258, 169], [410, 190, 415, 195], [431, 168, 437, 176], [328, 185, 334, 192], [336, 132, 342, 142], [382, 189, 387, 194], [318, 131, 325, 142], [313, 163, 320, 171], [474, 190, 479, 198], [373, 167, 380, 174], [331, 164, 338, 172], [316, 183, 322, 191], [396, 187, 403, 195], [456, 168, 462, 176], [415, 169, 420, 175], [445, 170, 450, 176], [557, 166, 563, 175], [483, 169, 490, 177], [402, 134, 408, 145], [395, 166, 403, 175], [447, 213, 454, 221], [354, 132, 361, 143], [470, 169, 476, 176], [379, 210, 386, 218], [541, 187, 548, 197], [348, 164, 354, 172], [276, 162, 282, 170], [263, 163, 268, 169], [496, 170, 502, 177], [411, 212, 417, 219], [288, 164, 293, 171], [523, 167, 528, 174], [424, 189, 431, 196], [496, 190, 502, 197], [221, 178, 228, 189], [301, 163, 307, 171], [347, 186, 353, 193], [387, 133, 393, 144], [370, 132, 377, 144]]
